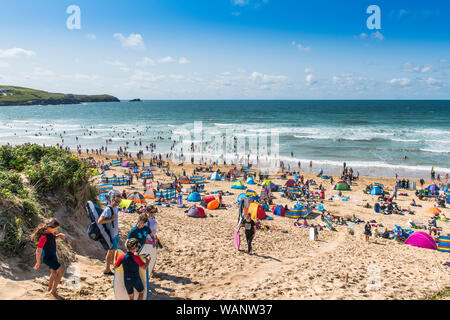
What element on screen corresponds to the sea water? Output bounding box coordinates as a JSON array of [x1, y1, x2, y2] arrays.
[[0, 100, 449, 179]]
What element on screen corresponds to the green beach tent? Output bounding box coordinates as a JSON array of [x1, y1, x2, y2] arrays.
[[262, 180, 272, 186], [334, 181, 350, 191], [231, 181, 247, 190], [119, 199, 133, 209]]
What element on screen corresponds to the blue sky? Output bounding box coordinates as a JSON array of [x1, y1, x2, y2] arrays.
[[0, 0, 448, 99]]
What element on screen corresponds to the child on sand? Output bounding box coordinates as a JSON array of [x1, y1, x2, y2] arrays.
[[128, 214, 152, 250], [31, 218, 66, 299], [364, 222, 372, 242], [144, 206, 162, 248], [240, 213, 256, 254], [114, 238, 150, 300]]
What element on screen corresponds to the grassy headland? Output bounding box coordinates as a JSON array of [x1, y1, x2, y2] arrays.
[[0, 85, 119, 106]]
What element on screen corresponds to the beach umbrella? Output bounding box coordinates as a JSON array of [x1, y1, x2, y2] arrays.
[[426, 207, 441, 215], [127, 192, 146, 204]]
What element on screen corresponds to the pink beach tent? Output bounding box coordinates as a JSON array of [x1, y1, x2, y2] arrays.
[[405, 232, 437, 250]]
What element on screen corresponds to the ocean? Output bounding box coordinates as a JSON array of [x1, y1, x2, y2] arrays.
[[1, 100, 449, 179]]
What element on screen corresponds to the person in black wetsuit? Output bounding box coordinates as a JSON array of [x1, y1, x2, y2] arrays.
[[114, 238, 150, 300], [32, 218, 66, 299], [240, 213, 256, 254], [364, 222, 372, 242]]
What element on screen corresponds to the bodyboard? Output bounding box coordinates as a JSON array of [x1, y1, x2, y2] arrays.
[[139, 240, 158, 273], [86, 201, 112, 250], [234, 229, 240, 251], [113, 250, 150, 300]]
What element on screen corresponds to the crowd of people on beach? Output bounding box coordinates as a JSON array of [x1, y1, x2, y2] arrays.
[[20, 127, 449, 300]]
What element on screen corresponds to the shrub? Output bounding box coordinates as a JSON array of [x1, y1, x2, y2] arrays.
[[0, 216, 27, 256], [0, 171, 26, 199]]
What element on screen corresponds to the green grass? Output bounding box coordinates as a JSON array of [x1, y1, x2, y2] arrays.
[[0, 85, 118, 105], [0, 144, 97, 257]]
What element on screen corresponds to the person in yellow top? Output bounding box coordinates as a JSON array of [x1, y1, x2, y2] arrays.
[[431, 167, 435, 180]]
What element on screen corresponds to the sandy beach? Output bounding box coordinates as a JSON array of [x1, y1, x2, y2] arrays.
[[0, 151, 448, 301]]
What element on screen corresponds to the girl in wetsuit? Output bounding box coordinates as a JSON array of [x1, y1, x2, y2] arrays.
[[31, 218, 66, 299], [240, 213, 256, 254]]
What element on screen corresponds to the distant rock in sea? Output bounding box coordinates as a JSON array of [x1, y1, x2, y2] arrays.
[[129, 98, 142, 102]]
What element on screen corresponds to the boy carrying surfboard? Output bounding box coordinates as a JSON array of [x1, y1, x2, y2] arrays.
[[114, 238, 150, 300]]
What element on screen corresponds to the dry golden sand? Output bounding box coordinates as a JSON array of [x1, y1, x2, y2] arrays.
[[0, 153, 449, 300]]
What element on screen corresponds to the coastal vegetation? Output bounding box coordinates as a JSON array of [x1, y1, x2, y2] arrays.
[[0, 144, 97, 258], [0, 85, 119, 106]]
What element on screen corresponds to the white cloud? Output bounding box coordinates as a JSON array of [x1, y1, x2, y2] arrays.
[[305, 74, 316, 86], [292, 41, 311, 52], [424, 77, 443, 86], [217, 72, 231, 77], [33, 67, 54, 76], [0, 48, 36, 58], [178, 57, 190, 64], [170, 74, 185, 80], [0, 61, 9, 68], [440, 59, 448, 63], [87, 34, 96, 40], [371, 31, 384, 41], [402, 63, 433, 73], [233, 0, 249, 6], [399, 9, 408, 18], [63, 74, 99, 81], [421, 65, 432, 73], [104, 60, 129, 72], [250, 72, 288, 84], [131, 70, 165, 82], [158, 56, 174, 64], [388, 77, 411, 86], [113, 33, 145, 49], [332, 73, 371, 91], [136, 57, 155, 67]]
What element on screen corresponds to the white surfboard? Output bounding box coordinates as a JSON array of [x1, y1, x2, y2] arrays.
[[113, 250, 150, 300], [139, 242, 158, 274]]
